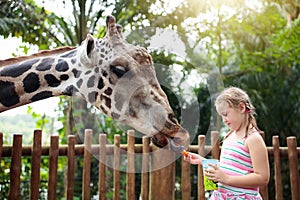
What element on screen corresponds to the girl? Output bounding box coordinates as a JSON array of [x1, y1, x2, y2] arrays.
[[184, 87, 270, 199]]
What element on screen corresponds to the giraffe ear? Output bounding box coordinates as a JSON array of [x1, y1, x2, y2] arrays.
[[79, 34, 95, 67], [86, 34, 95, 55], [116, 24, 123, 38]]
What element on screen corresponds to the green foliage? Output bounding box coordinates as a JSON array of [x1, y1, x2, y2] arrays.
[[0, 158, 10, 196], [27, 106, 49, 129], [0, 156, 67, 199], [266, 19, 300, 68], [0, 0, 58, 48]]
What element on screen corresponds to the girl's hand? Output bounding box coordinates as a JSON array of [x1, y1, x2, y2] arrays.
[[205, 163, 229, 184], [183, 152, 205, 165]]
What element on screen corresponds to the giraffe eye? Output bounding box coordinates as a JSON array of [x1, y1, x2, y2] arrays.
[[110, 65, 126, 78]]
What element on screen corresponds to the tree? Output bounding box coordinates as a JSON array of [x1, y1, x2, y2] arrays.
[[268, 0, 300, 27]]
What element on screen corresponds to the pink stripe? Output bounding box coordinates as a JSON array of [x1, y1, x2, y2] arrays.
[[229, 142, 249, 153], [224, 144, 250, 158], [223, 151, 252, 163], [222, 160, 253, 172], [219, 185, 259, 193], [218, 188, 229, 193]]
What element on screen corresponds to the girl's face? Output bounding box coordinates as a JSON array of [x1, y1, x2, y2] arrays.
[[216, 102, 246, 132]]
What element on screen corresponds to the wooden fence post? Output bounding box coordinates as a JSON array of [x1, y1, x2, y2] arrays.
[[48, 135, 59, 200], [126, 130, 135, 199], [113, 134, 121, 200], [211, 131, 220, 159], [181, 146, 191, 200], [99, 134, 107, 200], [150, 146, 175, 200], [30, 130, 42, 200], [66, 135, 75, 200], [82, 129, 92, 200], [198, 135, 205, 200], [8, 134, 22, 200], [141, 136, 150, 200], [287, 136, 300, 200], [272, 136, 283, 200]]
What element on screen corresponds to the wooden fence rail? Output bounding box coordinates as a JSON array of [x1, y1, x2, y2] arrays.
[[0, 130, 299, 200]]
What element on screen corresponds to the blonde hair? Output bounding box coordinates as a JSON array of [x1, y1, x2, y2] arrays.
[[215, 86, 259, 136]]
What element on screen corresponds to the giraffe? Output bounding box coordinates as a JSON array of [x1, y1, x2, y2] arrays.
[[0, 15, 189, 151]]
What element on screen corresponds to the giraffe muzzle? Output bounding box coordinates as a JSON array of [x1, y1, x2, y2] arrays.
[[152, 127, 189, 152]]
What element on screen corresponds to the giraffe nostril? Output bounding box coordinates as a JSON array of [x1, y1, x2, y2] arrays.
[[168, 113, 178, 124]]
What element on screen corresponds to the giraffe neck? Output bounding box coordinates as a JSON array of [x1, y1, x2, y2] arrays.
[[0, 49, 85, 112]]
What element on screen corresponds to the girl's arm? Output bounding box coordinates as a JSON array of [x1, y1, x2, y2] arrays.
[[207, 133, 270, 187]]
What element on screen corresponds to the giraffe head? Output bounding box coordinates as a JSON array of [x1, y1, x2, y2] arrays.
[[74, 16, 189, 150]]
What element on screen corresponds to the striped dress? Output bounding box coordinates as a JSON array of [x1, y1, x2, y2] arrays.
[[210, 139, 262, 200]]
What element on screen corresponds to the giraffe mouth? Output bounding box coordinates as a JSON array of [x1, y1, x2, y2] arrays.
[[151, 130, 189, 153], [151, 133, 170, 148]]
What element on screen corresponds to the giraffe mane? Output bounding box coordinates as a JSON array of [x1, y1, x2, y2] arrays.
[[0, 46, 76, 67]]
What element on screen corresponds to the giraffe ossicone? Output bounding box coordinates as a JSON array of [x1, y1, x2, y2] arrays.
[[0, 15, 189, 151]]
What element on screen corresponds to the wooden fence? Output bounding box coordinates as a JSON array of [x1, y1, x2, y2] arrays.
[[0, 129, 299, 200]]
